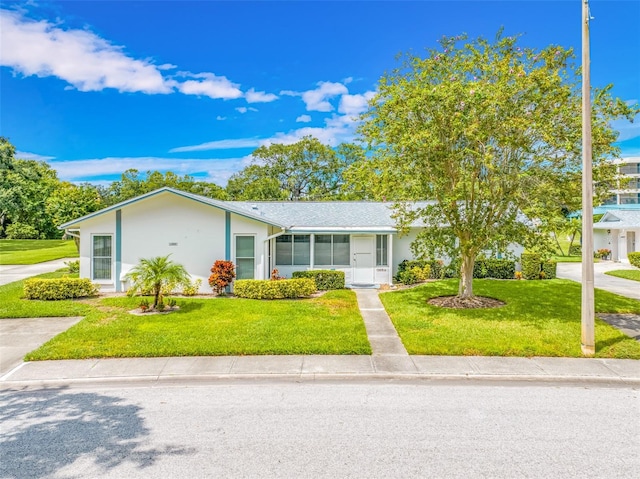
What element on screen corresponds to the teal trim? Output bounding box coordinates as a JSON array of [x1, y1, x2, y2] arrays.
[[115, 210, 122, 292], [225, 212, 231, 261]]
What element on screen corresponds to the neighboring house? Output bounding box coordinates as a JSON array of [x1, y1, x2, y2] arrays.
[[603, 156, 640, 205], [594, 209, 640, 262], [60, 187, 444, 292]]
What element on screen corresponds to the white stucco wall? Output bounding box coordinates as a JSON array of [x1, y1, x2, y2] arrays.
[[77, 212, 117, 289], [76, 192, 271, 292]]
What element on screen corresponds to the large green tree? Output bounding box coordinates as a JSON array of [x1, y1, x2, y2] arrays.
[[227, 136, 364, 200], [359, 32, 637, 299], [0, 138, 61, 238], [102, 169, 228, 206]]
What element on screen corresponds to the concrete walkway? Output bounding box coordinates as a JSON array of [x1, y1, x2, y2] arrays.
[[0, 258, 75, 286], [354, 289, 417, 373], [557, 261, 640, 301]]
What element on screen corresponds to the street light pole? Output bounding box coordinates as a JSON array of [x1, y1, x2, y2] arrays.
[[581, 0, 595, 356]]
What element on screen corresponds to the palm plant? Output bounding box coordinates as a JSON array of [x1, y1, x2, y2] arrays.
[[124, 255, 190, 308]]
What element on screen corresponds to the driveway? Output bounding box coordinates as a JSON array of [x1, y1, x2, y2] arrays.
[[0, 316, 83, 376], [0, 258, 75, 286], [556, 261, 640, 301]]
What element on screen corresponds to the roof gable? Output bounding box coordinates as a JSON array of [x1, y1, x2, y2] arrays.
[[59, 187, 286, 229]]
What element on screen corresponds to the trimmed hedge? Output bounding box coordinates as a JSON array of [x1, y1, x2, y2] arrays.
[[629, 252, 640, 269], [24, 277, 98, 300], [292, 270, 345, 290], [541, 260, 557, 280], [521, 253, 542, 280], [233, 278, 316, 299], [473, 259, 516, 279], [396, 259, 440, 282]]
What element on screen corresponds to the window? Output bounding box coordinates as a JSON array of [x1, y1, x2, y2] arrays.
[[376, 235, 388, 266], [235, 236, 255, 279], [275, 234, 310, 265], [313, 234, 350, 266], [92, 235, 112, 280]]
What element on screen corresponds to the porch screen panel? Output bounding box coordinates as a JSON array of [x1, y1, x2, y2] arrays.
[[314, 235, 332, 265], [376, 235, 388, 266], [293, 235, 310, 265], [92, 235, 112, 280], [275, 235, 292, 265], [236, 236, 255, 279], [332, 235, 350, 265]]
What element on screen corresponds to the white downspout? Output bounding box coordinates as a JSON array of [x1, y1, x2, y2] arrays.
[[264, 229, 287, 278]]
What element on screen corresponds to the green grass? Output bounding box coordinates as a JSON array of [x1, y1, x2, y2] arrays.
[[552, 254, 584, 263], [605, 269, 640, 282], [24, 290, 371, 359], [380, 279, 640, 359], [0, 271, 91, 319], [0, 239, 78, 264]]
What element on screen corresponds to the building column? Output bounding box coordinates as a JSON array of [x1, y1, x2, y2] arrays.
[[610, 230, 620, 262], [310, 234, 315, 270], [225, 212, 231, 261], [387, 233, 393, 285], [115, 209, 122, 292]]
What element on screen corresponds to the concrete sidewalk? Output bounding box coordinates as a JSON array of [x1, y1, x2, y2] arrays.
[[0, 258, 76, 286], [2, 355, 638, 388]]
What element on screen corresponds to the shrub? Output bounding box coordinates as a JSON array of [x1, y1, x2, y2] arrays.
[[209, 260, 235, 295], [514, 271, 523, 280], [474, 258, 516, 279], [181, 278, 202, 296], [65, 260, 80, 273], [139, 298, 150, 312], [395, 260, 434, 283], [521, 253, 542, 280], [6, 222, 41, 239], [568, 244, 581, 256], [233, 278, 316, 299], [629, 252, 640, 269], [292, 270, 345, 290], [24, 277, 98, 300], [541, 260, 557, 280]]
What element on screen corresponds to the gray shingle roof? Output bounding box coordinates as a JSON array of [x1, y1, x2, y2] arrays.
[[229, 201, 433, 230]]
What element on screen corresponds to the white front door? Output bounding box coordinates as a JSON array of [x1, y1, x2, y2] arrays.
[[352, 235, 375, 284]]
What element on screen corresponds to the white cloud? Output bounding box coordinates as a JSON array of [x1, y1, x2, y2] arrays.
[[279, 90, 300, 97], [235, 106, 258, 114], [611, 113, 640, 142], [216, 115, 227, 121], [15, 150, 56, 161], [338, 90, 376, 116], [0, 9, 171, 93], [245, 88, 278, 103], [48, 156, 253, 186], [174, 72, 242, 100], [296, 115, 312, 123], [169, 138, 263, 153], [301, 81, 349, 112]]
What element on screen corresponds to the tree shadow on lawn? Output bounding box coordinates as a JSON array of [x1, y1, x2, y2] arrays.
[[0, 387, 195, 479]]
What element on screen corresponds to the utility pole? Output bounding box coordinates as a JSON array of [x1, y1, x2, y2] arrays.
[[581, 0, 595, 356]]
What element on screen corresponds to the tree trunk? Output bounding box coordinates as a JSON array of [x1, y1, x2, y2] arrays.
[[154, 286, 161, 308], [458, 254, 475, 299], [553, 232, 565, 256]]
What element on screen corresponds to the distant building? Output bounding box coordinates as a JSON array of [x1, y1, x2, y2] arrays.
[[604, 157, 640, 205]]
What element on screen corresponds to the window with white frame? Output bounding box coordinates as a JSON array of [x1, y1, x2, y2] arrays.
[[376, 235, 388, 266], [235, 235, 255, 279], [92, 235, 112, 280], [314, 234, 350, 265], [275, 234, 310, 265]]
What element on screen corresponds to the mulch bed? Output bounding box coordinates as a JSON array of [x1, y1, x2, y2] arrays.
[[428, 295, 505, 309]]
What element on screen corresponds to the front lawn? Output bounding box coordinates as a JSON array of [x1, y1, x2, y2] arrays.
[[25, 290, 371, 359], [0, 239, 78, 265], [380, 279, 640, 359], [605, 269, 640, 282], [0, 271, 91, 319]]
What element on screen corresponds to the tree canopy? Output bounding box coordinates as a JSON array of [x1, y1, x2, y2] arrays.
[[227, 136, 364, 201], [359, 32, 638, 298]]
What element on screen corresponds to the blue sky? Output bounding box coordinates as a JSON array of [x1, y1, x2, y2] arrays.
[[1, 1, 639, 186]]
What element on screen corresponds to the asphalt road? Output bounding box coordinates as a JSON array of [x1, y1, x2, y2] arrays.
[[1, 380, 638, 479]]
